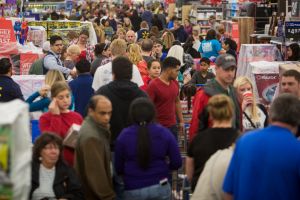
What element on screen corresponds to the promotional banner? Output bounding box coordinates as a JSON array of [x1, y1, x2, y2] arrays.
[[20, 53, 39, 75], [254, 73, 279, 105], [0, 19, 18, 54]]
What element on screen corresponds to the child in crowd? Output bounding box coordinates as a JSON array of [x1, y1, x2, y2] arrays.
[[140, 60, 161, 91], [39, 81, 83, 166], [180, 84, 197, 125], [102, 19, 114, 41], [26, 70, 65, 112], [190, 57, 215, 85]]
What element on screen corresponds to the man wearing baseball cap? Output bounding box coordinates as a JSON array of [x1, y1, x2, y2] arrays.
[[189, 54, 241, 140]]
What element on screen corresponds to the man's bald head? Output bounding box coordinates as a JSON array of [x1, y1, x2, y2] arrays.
[[88, 95, 112, 127]]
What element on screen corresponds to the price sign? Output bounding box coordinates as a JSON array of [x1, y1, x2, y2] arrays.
[[285, 21, 300, 39]]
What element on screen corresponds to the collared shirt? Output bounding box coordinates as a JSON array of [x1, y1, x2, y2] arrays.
[[43, 50, 70, 75]]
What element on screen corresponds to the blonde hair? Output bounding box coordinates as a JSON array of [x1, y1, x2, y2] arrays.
[[117, 28, 126, 36], [51, 81, 70, 99], [127, 44, 143, 65], [110, 39, 127, 56], [67, 45, 81, 56], [233, 76, 259, 122], [162, 31, 175, 50], [123, 17, 133, 30], [207, 94, 234, 122], [45, 70, 65, 87]]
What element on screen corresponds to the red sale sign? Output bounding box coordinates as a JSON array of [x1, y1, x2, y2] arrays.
[[20, 53, 39, 75], [0, 18, 18, 54]]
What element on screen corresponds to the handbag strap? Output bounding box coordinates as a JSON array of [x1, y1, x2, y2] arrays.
[[243, 111, 257, 129]]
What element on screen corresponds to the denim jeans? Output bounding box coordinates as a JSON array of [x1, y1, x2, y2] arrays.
[[111, 152, 124, 200], [124, 183, 171, 200], [168, 124, 178, 140]]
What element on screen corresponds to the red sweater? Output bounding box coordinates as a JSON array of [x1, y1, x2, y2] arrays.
[[39, 111, 83, 166]]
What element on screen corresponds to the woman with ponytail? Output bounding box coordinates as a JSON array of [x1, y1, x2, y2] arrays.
[[114, 97, 182, 200]]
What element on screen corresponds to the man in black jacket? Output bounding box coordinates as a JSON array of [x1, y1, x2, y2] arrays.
[[96, 56, 147, 150]]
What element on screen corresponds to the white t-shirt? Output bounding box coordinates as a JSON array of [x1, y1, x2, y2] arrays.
[[191, 147, 233, 200], [243, 105, 266, 131], [92, 61, 144, 91]]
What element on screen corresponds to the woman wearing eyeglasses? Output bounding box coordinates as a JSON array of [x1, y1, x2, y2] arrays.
[[30, 133, 84, 200]]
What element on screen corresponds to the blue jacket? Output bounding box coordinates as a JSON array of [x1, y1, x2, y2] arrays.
[[0, 75, 24, 102], [69, 74, 94, 117]]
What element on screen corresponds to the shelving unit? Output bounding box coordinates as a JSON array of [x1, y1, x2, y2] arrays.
[[188, 5, 223, 36]]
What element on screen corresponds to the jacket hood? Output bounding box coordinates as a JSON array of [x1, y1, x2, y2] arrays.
[[107, 80, 144, 100]]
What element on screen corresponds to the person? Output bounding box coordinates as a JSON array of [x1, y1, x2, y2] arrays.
[[30, 133, 84, 200], [151, 14, 163, 31], [223, 94, 300, 200], [140, 59, 161, 91], [114, 97, 182, 200], [186, 94, 239, 191], [102, 18, 115, 41], [0, 58, 24, 102], [126, 30, 136, 45], [90, 43, 111, 76], [173, 20, 188, 43], [75, 95, 115, 200], [129, 9, 142, 31], [198, 29, 223, 61], [152, 39, 167, 61], [108, 11, 117, 32], [137, 21, 150, 41], [26, 70, 65, 112], [69, 59, 94, 117], [141, 39, 154, 64], [43, 35, 76, 77], [161, 30, 175, 53], [208, 15, 220, 31], [184, 19, 193, 36], [286, 43, 300, 61], [116, 28, 126, 40], [127, 43, 148, 77], [189, 54, 240, 140], [192, 146, 235, 200], [70, 29, 94, 62], [96, 56, 147, 199], [222, 38, 238, 61], [279, 69, 300, 98], [234, 76, 268, 132], [39, 81, 83, 166], [190, 57, 215, 85], [64, 45, 81, 70], [149, 26, 160, 39], [141, 6, 153, 28], [180, 84, 197, 125], [123, 17, 133, 32], [95, 56, 147, 149], [167, 45, 194, 85], [183, 34, 201, 59], [167, 16, 177, 29], [29, 41, 50, 75], [92, 39, 144, 91], [146, 57, 184, 139]]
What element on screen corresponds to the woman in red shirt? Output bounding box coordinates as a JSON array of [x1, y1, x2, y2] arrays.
[[39, 81, 83, 166]]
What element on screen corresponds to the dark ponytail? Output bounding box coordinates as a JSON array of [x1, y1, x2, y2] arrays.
[[129, 98, 156, 170]]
